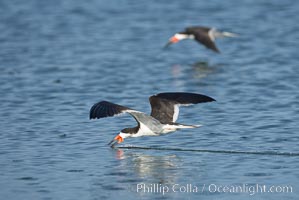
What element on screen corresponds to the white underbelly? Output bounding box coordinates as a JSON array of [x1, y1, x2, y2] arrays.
[[131, 122, 158, 137]]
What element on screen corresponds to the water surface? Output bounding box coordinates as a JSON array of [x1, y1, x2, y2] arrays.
[[0, 0, 298, 199]]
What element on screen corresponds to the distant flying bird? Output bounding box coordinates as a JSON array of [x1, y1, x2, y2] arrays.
[[165, 26, 238, 53], [90, 92, 215, 147]]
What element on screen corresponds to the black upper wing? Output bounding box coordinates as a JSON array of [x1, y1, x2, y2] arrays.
[[149, 92, 215, 124], [89, 101, 133, 119], [186, 26, 220, 53], [186, 26, 211, 33]]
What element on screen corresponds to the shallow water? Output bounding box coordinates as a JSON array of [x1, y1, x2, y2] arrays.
[[0, 0, 298, 199]]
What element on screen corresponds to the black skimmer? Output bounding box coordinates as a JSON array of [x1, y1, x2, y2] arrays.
[[89, 92, 215, 147], [165, 26, 238, 53]]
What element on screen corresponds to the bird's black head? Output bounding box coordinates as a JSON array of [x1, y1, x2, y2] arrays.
[[178, 31, 188, 35], [121, 127, 139, 134]]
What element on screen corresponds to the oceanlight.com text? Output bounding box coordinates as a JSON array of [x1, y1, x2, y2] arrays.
[[136, 183, 293, 196]]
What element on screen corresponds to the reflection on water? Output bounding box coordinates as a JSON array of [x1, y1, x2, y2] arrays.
[[171, 60, 223, 90], [91, 149, 183, 199], [114, 149, 180, 184], [171, 60, 221, 80], [191, 61, 222, 79]]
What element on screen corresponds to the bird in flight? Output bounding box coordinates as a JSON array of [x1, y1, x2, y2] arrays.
[[90, 92, 215, 147], [165, 26, 238, 53]]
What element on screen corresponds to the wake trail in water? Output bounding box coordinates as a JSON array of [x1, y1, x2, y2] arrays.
[[117, 146, 299, 157]]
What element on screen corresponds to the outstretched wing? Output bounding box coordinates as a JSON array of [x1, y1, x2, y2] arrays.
[[186, 26, 220, 53], [149, 92, 215, 124], [89, 101, 133, 119], [89, 100, 143, 123]]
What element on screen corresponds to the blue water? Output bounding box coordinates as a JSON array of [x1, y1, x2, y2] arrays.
[[0, 0, 298, 199]]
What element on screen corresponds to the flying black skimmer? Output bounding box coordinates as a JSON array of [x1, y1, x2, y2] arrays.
[[165, 26, 238, 53], [89, 92, 215, 147]]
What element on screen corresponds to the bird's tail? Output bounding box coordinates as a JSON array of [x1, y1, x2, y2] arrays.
[[172, 124, 202, 129], [212, 28, 239, 39], [221, 31, 239, 38]]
